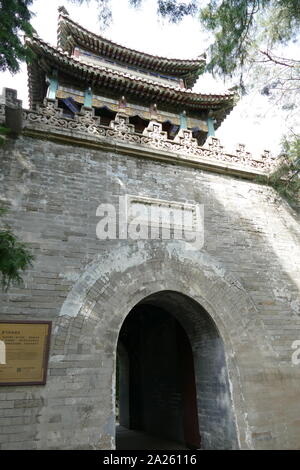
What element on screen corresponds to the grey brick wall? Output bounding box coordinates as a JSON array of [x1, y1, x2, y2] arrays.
[[0, 134, 300, 449]]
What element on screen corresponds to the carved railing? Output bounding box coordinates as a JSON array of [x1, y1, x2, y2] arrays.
[[0, 89, 278, 174]]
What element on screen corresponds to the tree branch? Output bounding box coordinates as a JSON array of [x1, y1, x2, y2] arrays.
[[259, 50, 299, 68]]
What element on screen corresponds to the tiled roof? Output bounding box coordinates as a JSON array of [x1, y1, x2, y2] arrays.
[[57, 12, 205, 88], [27, 35, 236, 116]]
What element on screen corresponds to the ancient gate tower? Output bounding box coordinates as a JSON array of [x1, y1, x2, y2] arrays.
[[0, 7, 300, 450]]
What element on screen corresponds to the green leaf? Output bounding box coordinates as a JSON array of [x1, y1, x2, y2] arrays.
[[0, 208, 34, 291]]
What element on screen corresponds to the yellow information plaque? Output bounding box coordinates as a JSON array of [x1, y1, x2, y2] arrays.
[[0, 321, 51, 386]]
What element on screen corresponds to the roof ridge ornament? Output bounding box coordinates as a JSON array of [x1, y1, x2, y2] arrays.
[[58, 6, 69, 16]]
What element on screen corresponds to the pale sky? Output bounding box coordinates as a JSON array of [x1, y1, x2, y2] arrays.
[[0, 0, 297, 156]]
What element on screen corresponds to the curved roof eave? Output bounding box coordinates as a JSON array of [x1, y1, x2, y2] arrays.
[[57, 12, 206, 87], [27, 35, 235, 108]]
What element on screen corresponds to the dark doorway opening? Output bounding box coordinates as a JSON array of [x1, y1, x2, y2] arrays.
[[116, 302, 201, 450]]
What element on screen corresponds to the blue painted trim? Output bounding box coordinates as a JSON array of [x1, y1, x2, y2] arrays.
[[47, 77, 58, 100], [207, 117, 215, 136], [179, 112, 187, 130], [84, 88, 93, 108]]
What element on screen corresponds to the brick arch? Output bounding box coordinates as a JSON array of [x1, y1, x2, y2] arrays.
[[61, 240, 257, 327], [56, 240, 268, 449]]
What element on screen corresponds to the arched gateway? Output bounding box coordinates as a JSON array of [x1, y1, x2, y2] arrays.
[[116, 291, 237, 450], [57, 240, 262, 450]]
